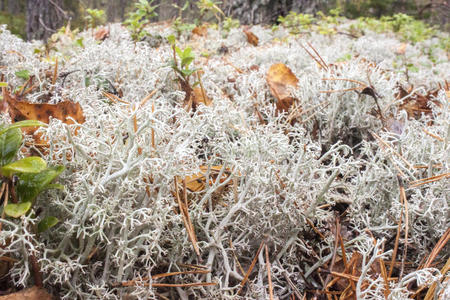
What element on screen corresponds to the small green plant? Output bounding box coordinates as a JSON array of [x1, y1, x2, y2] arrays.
[[277, 11, 316, 34], [172, 17, 196, 38], [0, 120, 64, 232], [124, 0, 158, 42], [196, 0, 224, 23], [222, 17, 240, 33], [84, 8, 106, 29], [168, 35, 198, 81], [355, 14, 435, 44]]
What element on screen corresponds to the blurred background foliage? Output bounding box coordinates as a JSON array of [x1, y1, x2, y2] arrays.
[[0, 0, 448, 40]]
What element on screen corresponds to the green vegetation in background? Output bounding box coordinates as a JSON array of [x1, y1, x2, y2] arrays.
[[0, 11, 26, 38], [124, 0, 158, 42]]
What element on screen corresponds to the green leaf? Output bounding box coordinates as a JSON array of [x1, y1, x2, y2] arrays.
[[175, 46, 183, 58], [45, 183, 65, 190], [0, 82, 7, 87], [16, 165, 64, 203], [167, 35, 176, 45], [15, 69, 30, 80], [181, 56, 194, 68], [0, 127, 21, 166], [1, 157, 47, 177], [0, 120, 47, 137], [4, 202, 32, 218], [38, 216, 59, 232]]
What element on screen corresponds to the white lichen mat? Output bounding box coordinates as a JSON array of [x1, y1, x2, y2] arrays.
[[0, 20, 449, 299]]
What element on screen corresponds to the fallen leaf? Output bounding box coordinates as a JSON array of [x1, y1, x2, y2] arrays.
[[243, 29, 258, 46], [396, 85, 443, 119], [266, 63, 299, 112], [3, 90, 85, 144], [94, 27, 110, 41], [181, 166, 231, 192], [395, 43, 407, 55], [192, 87, 212, 106], [192, 24, 208, 37], [0, 286, 53, 300]]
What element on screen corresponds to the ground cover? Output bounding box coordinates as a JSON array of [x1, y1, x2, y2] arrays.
[[0, 9, 449, 299]]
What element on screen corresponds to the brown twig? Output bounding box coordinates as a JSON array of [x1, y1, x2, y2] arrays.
[[388, 204, 403, 279], [173, 178, 201, 260], [229, 238, 245, 275], [265, 244, 274, 300], [397, 176, 409, 280], [409, 173, 450, 188], [237, 239, 265, 295]]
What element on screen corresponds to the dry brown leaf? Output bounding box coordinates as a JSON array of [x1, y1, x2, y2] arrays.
[[243, 29, 258, 46], [94, 27, 110, 41], [192, 87, 211, 106], [396, 85, 443, 119], [181, 166, 231, 192], [192, 24, 208, 37], [395, 43, 407, 55], [266, 63, 299, 112], [0, 286, 53, 300], [4, 90, 85, 144]]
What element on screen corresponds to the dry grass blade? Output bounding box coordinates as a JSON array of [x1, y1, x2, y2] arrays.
[[378, 257, 390, 299], [229, 238, 245, 275], [237, 239, 265, 295], [102, 91, 130, 105], [52, 57, 58, 86], [371, 131, 413, 170], [422, 228, 450, 269], [409, 173, 450, 188], [423, 257, 450, 300], [398, 176, 409, 280], [306, 41, 328, 70], [422, 128, 444, 142], [139, 89, 158, 108], [173, 178, 201, 260], [301, 42, 328, 70], [145, 282, 216, 288], [265, 244, 274, 300], [388, 205, 403, 278]]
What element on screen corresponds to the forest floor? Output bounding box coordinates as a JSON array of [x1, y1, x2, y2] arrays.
[[0, 14, 449, 299]]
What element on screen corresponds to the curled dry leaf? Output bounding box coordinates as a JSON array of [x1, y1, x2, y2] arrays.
[[243, 29, 258, 46], [396, 85, 443, 119], [192, 24, 208, 37], [266, 63, 299, 112], [395, 43, 407, 55], [94, 27, 110, 41], [180, 165, 232, 192], [4, 90, 85, 144]]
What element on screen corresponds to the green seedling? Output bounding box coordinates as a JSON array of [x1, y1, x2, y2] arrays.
[[196, 0, 224, 23], [0, 120, 64, 232], [124, 0, 158, 42], [84, 9, 106, 29]]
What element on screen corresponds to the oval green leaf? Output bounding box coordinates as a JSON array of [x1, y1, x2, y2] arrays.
[[1, 157, 47, 177], [4, 202, 32, 218], [0, 127, 22, 166], [15, 69, 30, 80], [38, 216, 59, 233], [17, 165, 65, 203], [0, 120, 47, 137]]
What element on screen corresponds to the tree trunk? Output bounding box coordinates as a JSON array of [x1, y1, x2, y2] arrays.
[[26, 0, 66, 41]]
